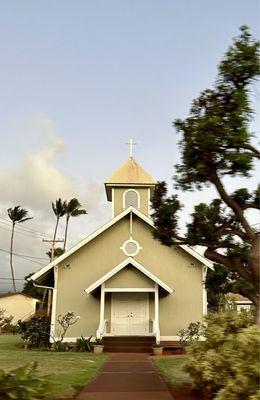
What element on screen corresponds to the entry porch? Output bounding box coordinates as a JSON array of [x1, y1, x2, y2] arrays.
[[84, 258, 174, 344]]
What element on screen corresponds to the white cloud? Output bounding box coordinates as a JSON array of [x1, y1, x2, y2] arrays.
[[0, 116, 110, 291]]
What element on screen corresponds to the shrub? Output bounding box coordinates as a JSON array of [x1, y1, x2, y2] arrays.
[[76, 335, 92, 352], [185, 310, 259, 399], [0, 362, 56, 399], [51, 312, 80, 351], [1, 323, 19, 335], [92, 338, 104, 346], [177, 321, 204, 349], [17, 316, 50, 348], [0, 309, 13, 332]]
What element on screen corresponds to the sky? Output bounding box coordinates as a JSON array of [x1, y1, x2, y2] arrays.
[[0, 0, 259, 292]]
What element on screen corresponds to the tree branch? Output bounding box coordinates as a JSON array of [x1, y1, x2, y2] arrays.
[[210, 172, 255, 240], [204, 248, 253, 283], [242, 143, 260, 158]]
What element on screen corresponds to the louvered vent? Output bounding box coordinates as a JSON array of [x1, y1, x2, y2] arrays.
[[125, 190, 139, 208], [124, 241, 138, 256]]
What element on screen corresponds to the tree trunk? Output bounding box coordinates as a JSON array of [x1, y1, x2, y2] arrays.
[[47, 289, 52, 317], [248, 233, 260, 325], [255, 298, 260, 325], [63, 216, 69, 251], [10, 222, 16, 292], [53, 216, 59, 243], [249, 233, 260, 294]]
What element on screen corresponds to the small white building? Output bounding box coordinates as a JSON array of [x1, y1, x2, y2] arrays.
[[0, 293, 39, 324], [226, 293, 253, 313]]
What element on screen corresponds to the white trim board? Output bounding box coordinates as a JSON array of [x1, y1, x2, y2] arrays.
[[104, 288, 155, 292], [85, 257, 173, 294], [29, 206, 213, 282]]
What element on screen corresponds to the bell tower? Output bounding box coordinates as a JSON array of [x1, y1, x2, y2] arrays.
[[105, 140, 156, 218]]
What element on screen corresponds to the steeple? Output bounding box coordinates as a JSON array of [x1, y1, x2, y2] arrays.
[[105, 141, 156, 217]]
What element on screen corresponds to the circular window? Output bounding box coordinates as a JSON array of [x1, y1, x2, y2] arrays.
[[121, 239, 142, 257]]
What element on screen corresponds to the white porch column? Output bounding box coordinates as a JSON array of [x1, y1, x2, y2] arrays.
[[50, 265, 58, 341], [154, 283, 160, 344], [97, 283, 105, 339], [202, 266, 208, 315]]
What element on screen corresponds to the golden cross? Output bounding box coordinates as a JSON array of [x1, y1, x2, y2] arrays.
[[125, 139, 138, 158]]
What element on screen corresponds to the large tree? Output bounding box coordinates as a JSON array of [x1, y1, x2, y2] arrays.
[[152, 27, 260, 321]]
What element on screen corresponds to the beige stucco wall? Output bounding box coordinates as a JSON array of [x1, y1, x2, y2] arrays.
[[106, 267, 154, 288], [113, 187, 150, 216], [0, 294, 38, 324], [54, 212, 204, 339]]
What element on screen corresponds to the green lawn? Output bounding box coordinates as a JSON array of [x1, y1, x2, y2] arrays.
[[0, 335, 106, 398], [153, 356, 192, 387]]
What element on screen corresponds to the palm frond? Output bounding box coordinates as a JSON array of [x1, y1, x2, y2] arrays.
[[71, 209, 88, 217], [52, 199, 67, 217], [65, 198, 87, 217], [18, 217, 33, 223], [7, 206, 32, 223]]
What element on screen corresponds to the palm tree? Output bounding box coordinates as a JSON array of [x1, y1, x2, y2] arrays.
[[7, 206, 33, 292], [63, 198, 87, 251], [51, 198, 67, 254], [46, 247, 64, 260]]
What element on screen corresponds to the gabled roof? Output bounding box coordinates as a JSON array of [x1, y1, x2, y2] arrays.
[[226, 293, 252, 303], [29, 206, 213, 283], [105, 157, 156, 185], [85, 257, 173, 294], [0, 292, 40, 301]]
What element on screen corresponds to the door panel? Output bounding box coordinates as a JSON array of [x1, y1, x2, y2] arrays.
[[112, 295, 129, 335], [112, 293, 148, 335], [129, 294, 148, 335]]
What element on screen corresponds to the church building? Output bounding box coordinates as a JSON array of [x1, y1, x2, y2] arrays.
[[30, 141, 212, 347]]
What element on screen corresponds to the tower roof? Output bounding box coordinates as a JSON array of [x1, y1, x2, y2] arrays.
[[106, 157, 156, 184], [105, 157, 156, 200]]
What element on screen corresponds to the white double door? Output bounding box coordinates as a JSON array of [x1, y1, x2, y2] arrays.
[[111, 293, 149, 335]]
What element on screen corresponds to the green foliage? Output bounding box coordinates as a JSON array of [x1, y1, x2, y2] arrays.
[[92, 338, 104, 345], [151, 181, 182, 246], [206, 264, 230, 311], [75, 335, 92, 352], [174, 27, 259, 189], [64, 198, 87, 218], [177, 322, 204, 349], [0, 362, 56, 400], [151, 27, 260, 314], [46, 247, 64, 260], [7, 206, 33, 224], [51, 199, 67, 218], [1, 323, 19, 335], [52, 341, 67, 352], [185, 310, 258, 399], [17, 316, 50, 348]]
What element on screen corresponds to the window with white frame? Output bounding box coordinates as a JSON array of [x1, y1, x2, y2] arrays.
[[123, 189, 140, 209]]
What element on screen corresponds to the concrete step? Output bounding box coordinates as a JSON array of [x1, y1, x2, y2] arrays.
[[103, 336, 156, 353]]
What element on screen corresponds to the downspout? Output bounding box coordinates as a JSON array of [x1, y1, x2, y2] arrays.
[[31, 265, 58, 342]]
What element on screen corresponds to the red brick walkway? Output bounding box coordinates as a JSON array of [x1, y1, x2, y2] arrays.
[[75, 353, 173, 400]]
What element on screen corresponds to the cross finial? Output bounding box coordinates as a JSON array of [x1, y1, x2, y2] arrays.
[[125, 139, 138, 158]]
